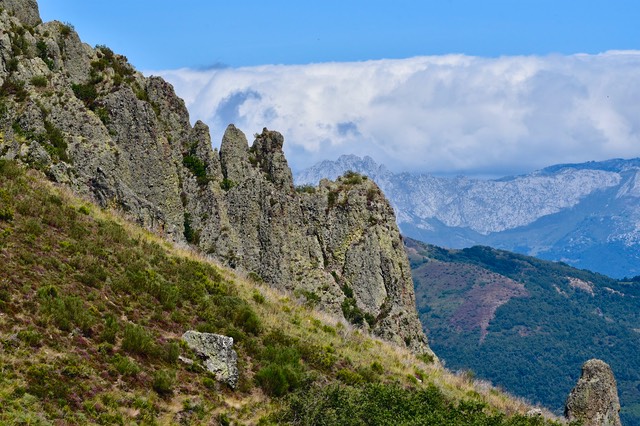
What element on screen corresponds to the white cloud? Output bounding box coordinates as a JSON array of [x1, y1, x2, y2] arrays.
[[151, 52, 640, 176]]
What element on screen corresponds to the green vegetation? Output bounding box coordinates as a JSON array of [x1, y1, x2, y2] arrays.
[[71, 83, 98, 108], [220, 178, 236, 191], [0, 161, 566, 424], [295, 184, 316, 194], [273, 383, 557, 426], [340, 170, 366, 185], [2, 78, 28, 102], [408, 238, 640, 425], [35, 39, 54, 70], [183, 212, 200, 244], [183, 154, 209, 186], [30, 75, 48, 88], [59, 22, 74, 37]]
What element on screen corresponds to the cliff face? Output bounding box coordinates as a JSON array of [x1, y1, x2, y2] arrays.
[[0, 1, 431, 355]]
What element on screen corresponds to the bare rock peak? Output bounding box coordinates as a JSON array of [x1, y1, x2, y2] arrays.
[[565, 359, 621, 426]]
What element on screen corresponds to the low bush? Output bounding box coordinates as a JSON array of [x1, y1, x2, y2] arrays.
[[152, 369, 175, 396], [273, 382, 556, 425], [111, 354, 140, 377], [183, 154, 209, 186], [39, 287, 95, 334], [121, 323, 155, 356], [30, 75, 47, 87]]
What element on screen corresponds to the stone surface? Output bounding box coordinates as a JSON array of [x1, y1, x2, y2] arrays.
[[182, 331, 238, 388], [0, 0, 41, 27], [0, 3, 433, 356], [564, 359, 621, 426]]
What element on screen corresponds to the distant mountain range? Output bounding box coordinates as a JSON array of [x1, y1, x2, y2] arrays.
[[295, 156, 640, 278], [404, 237, 640, 425]]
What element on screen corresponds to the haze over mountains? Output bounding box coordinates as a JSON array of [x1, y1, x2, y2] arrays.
[[296, 155, 640, 278]]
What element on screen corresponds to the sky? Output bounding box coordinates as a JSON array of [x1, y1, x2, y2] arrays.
[[37, 1, 640, 176]]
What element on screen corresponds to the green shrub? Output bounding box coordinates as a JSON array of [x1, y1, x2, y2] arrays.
[[273, 382, 554, 425], [299, 343, 337, 371], [342, 170, 364, 185], [327, 190, 338, 208], [0, 207, 14, 222], [72, 83, 98, 108], [152, 369, 175, 396], [122, 323, 155, 356], [2, 78, 28, 101], [220, 178, 236, 191], [94, 107, 110, 125], [202, 376, 216, 389], [59, 22, 74, 37], [30, 75, 47, 87], [35, 40, 55, 70], [100, 314, 118, 344], [255, 363, 302, 397], [39, 289, 95, 334], [160, 341, 180, 364], [341, 297, 365, 326], [183, 154, 209, 186], [255, 345, 304, 397], [25, 363, 67, 399], [337, 368, 364, 385], [217, 413, 231, 426], [295, 184, 316, 194], [252, 290, 266, 304], [234, 304, 262, 335], [6, 57, 19, 72], [111, 354, 140, 376], [17, 328, 42, 347]]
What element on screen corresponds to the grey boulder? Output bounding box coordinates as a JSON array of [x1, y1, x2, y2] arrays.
[[181, 331, 238, 389]]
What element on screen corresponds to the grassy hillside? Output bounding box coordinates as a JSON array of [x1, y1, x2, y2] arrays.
[[0, 160, 567, 424], [406, 238, 640, 426]]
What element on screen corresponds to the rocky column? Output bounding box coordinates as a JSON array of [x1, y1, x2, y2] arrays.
[[565, 359, 621, 426]]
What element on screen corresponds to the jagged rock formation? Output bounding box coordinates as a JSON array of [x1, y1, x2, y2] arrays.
[[0, 1, 431, 355], [1, 0, 40, 26], [296, 155, 640, 278], [565, 359, 622, 426], [182, 331, 239, 388]]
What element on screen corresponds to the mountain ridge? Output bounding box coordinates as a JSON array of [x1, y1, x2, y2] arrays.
[[296, 154, 640, 278], [405, 237, 640, 425]]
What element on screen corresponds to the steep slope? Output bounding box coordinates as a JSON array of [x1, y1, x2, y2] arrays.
[[296, 155, 640, 278], [0, 1, 428, 353], [0, 160, 568, 424], [405, 237, 640, 426]]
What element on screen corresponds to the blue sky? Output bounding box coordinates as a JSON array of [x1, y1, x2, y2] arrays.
[[37, 1, 640, 176], [38, 1, 640, 70]]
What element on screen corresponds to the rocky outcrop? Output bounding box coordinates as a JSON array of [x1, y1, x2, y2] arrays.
[[564, 359, 621, 426], [0, 0, 41, 26], [182, 331, 239, 388], [0, 1, 433, 356]]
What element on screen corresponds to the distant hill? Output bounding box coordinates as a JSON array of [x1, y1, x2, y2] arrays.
[[405, 237, 640, 425], [296, 155, 640, 278]]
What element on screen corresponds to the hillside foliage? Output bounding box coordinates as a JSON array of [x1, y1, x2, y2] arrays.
[[0, 161, 567, 424], [407, 238, 640, 426]]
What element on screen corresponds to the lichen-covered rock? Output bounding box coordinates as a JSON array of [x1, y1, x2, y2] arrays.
[[0, 2, 433, 356], [565, 359, 621, 426], [0, 0, 41, 27], [181, 331, 238, 388]]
